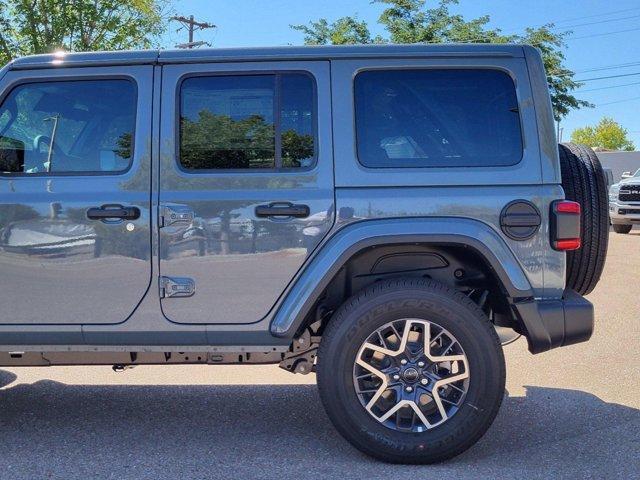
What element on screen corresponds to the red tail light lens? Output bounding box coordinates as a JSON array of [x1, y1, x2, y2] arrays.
[[554, 201, 581, 215], [553, 238, 582, 251], [551, 200, 581, 251]]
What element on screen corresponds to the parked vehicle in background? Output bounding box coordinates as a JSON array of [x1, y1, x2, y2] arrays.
[[603, 168, 614, 189], [0, 44, 609, 464], [609, 168, 640, 234]]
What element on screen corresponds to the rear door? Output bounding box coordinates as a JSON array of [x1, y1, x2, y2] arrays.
[[0, 66, 153, 324], [158, 61, 334, 324]]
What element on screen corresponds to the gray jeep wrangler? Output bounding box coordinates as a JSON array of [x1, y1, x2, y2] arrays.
[[0, 44, 609, 463]]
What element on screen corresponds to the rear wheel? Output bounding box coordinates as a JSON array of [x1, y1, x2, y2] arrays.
[[558, 143, 609, 295], [317, 278, 505, 464], [612, 224, 632, 234]]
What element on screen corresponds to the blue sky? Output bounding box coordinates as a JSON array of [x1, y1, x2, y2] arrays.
[[162, 0, 640, 148]]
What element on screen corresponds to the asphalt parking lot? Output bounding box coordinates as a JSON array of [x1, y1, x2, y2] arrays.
[[0, 229, 638, 479]]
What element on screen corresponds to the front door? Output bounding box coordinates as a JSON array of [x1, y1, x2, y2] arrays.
[[0, 66, 153, 324], [159, 61, 334, 324]]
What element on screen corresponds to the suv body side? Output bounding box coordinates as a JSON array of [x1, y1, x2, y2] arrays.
[[0, 44, 569, 356], [271, 46, 569, 353], [329, 51, 564, 299]]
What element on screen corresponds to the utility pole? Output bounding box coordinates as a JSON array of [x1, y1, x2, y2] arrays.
[[171, 15, 215, 49], [43, 115, 59, 173], [556, 119, 563, 142]]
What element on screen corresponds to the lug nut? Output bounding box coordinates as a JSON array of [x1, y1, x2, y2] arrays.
[[418, 361, 425, 368], [405, 386, 413, 393], [400, 359, 408, 365], [393, 374, 400, 381], [420, 378, 429, 385]]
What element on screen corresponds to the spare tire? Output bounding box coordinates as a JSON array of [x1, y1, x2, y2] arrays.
[[558, 143, 609, 295]]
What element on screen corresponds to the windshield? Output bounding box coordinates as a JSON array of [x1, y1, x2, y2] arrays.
[[634, 168, 640, 178]]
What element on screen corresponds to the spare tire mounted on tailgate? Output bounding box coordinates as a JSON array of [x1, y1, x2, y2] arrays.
[[558, 143, 609, 295]]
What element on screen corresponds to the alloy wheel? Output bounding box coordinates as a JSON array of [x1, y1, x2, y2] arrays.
[[353, 318, 470, 432]]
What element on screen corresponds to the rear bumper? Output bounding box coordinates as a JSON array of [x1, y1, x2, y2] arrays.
[[513, 290, 594, 354]]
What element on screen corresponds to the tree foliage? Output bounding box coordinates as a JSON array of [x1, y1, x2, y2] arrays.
[[571, 117, 635, 151], [0, 0, 168, 65], [292, 0, 590, 120], [293, 17, 380, 46], [180, 111, 313, 170]]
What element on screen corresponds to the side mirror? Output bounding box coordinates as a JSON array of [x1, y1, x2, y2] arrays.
[[621, 171, 632, 179], [0, 137, 25, 173]]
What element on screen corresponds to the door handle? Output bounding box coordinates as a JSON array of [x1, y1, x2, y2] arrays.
[[87, 204, 141, 221], [255, 202, 310, 218]]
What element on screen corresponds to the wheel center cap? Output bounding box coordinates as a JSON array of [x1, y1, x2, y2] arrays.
[[402, 367, 419, 383]]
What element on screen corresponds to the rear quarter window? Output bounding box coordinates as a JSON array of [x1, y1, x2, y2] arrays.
[[354, 69, 523, 168]]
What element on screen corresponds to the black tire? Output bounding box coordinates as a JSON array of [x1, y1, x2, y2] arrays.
[[558, 143, 609, 295], [612, 224, 632, 234], [317, 278, 505, 464]]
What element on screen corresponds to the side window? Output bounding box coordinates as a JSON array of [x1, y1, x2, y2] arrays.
[[354, 69, 523, 168], [179, 73, 316, 171], [0, 79, 136, 175], [281, 74, 315, 168]]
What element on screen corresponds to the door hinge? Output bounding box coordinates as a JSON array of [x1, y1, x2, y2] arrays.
[[159, 276, 196, 298], [159, 205, 194, 228]]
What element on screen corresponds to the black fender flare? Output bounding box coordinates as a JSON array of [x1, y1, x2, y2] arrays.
[[270, 218, 534, 338]]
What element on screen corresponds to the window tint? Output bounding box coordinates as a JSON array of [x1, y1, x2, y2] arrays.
[[0, 79, 136, 174], [354, 69, 523, 168], [281, 74, 315, 168], [179, 73, 315, 170]]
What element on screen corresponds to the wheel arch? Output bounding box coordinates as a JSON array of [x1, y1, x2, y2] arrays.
[[270, 218, 534, 339]]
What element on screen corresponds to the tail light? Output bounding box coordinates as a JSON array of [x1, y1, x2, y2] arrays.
[[551, 200, 581, 251]]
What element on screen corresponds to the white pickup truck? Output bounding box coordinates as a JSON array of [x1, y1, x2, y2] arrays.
[[609, 168, 640, 234]]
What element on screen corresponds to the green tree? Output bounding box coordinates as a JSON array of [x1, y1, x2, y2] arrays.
[[292, 0, 590, 120], [295, 17, 381, 45], [0, 0, 169, 65], [180, 111, 314, 170], [571, 117, 635, 151]]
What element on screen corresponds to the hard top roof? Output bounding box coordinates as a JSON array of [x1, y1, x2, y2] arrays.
[[9, 43, 525, 70]]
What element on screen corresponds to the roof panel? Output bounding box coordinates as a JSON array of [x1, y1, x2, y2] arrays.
[[158, 44, 523, 63], [9, 50, 159, 70], [8, 44, 524, 70]]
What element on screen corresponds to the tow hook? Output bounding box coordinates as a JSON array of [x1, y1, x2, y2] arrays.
[[112, 364, 136, 372]]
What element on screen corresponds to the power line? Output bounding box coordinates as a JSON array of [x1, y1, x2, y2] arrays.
[[437, 20, 640, 45], [575, 61, 640, 74], [567, 26, 640, 41], [596, 95, 640, 106], [558, 13, 640, 30], [428, 10, 640, 46], [502, 7, 640, 34], [576, 72, 640, 82], [536, 6, 640, 26], [579, 81, 640, 92], [550, 61, 640, 78]]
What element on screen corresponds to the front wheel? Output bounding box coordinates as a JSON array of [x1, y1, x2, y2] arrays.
[[612, 224, 632, 234], [317, 278, 505, 464]]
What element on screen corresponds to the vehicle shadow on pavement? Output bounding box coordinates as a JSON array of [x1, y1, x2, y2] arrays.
[[0, 378, 638, 478], [0, 369, 16, 388]]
